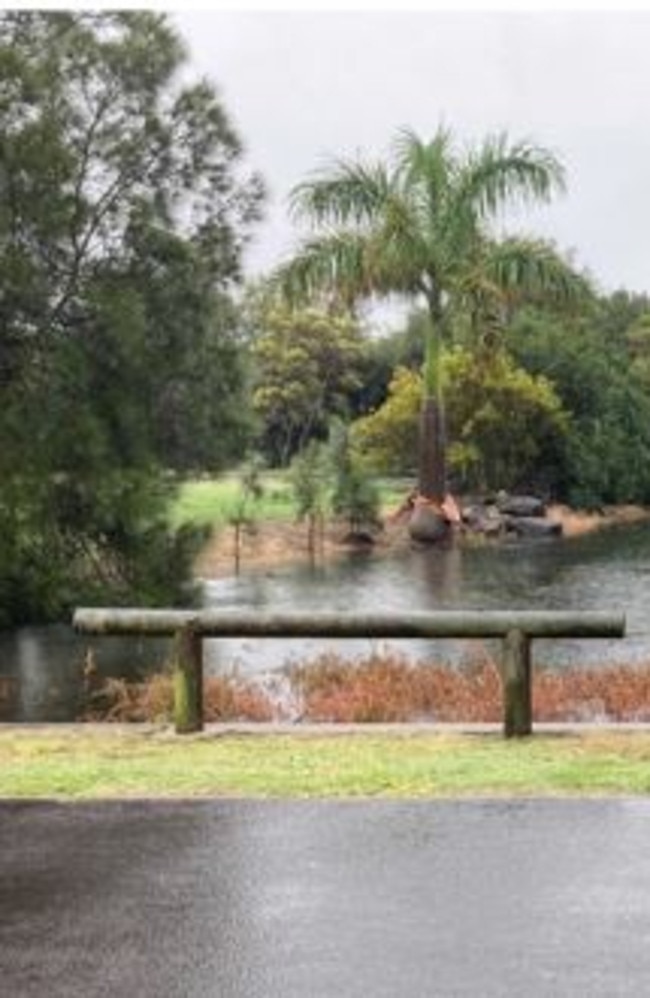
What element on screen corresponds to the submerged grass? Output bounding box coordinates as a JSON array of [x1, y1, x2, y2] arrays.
[[1, 729, 650, 799]]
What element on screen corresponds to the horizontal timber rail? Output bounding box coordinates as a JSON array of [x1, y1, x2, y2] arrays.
[[73, 608, 626, 738]]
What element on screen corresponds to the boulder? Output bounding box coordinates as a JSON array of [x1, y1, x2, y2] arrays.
[[461, 503, 504, 537], [505, 516, 562, 538], [460, 503, 485, 527], [408, 504, 450, 543], [481, 516, 506, 538], [496, 494, 547, 518]]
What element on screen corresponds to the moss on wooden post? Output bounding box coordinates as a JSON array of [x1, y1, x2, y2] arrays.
[[173, 623, 203, 734], [502, 628, 532, 738]]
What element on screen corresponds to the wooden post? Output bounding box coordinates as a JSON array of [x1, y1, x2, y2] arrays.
[[502, 629, 532, 737], [173, 623, 203, 734]]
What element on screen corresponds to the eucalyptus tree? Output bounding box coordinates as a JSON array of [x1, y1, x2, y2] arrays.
[[0, 11, 263, 621], [276, 127, 587, 511]]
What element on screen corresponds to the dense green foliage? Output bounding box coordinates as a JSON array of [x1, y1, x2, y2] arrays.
[[505, 298, 650, 506], [348, 288, 650, 506], [249, 303, 366, 465], [241, 283, 650, 510], [352, 348, 570, 494], [0, 12, 262, 624]]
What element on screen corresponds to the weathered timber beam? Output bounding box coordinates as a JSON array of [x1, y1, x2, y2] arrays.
[[74, 608, 198, 636], [73, 608, 625, 640]]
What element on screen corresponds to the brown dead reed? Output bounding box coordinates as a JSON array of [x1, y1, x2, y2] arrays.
[[80, 652, 650, 724], [82, 672, 275, 723]]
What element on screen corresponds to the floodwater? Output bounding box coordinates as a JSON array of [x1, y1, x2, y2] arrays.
[[2, 522, 650, 721]]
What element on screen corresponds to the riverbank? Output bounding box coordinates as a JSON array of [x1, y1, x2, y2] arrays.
[[195, 502, 650, 579], [546, 503, 650, 538]]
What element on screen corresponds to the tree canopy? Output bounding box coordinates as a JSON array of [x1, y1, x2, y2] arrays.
[[248, 302, 366, 466], [505, 299, 650, 507], [0, 11, 263, 623]]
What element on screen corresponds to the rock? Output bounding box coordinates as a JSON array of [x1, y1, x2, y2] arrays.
[[462, 505, 498, 537], [505, 516, 562, 538], [496, 494, 547, 518], [461, 504, 485, 527], [461, 503, 504, 537], [408, 504, 450, 543], [482, 517, 505, 538]]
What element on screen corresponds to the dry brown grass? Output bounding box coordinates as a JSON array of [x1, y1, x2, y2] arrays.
[[294, 653, 650, 723], [83, 672, 275, 723], [290, 650, 502, 722], [80, 651, 650, 725], [534, 664, 650, 722]]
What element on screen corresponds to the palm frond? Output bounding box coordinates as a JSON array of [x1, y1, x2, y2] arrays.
[[393, 125, 452, 180], [374, 186, 430, 274], [455, 133, 566, 221], [271, 233, 372, 307], [481, 237, 591, 307], [289, 159, 393, 227], [366, 228, 428, 297], [393, 125, 453, 238]]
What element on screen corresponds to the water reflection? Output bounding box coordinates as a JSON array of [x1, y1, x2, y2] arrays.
[[0, 625, 170, 722], [2, 522, 650, 720]]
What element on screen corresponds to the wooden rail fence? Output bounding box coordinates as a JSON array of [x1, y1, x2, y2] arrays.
[[73, 608, 626, 738]]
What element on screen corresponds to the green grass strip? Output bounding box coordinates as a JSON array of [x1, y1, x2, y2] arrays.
[[1, 728, 650, 799], [170, 474, 410, 529]]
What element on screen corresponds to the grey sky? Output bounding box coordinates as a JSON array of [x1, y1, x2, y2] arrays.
[[174, 10, 650, 303]]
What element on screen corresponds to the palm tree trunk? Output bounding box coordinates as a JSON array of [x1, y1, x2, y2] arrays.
[[418, 396, 446, 501], [418, 310, 446, 502]]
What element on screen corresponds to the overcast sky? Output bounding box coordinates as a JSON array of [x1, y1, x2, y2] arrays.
[[174, 10, 650, 305]]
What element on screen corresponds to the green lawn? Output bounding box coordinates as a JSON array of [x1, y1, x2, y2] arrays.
[[170, 473, 295, 529], [170, 473, 412, 529], [2, 728, 650, 799]]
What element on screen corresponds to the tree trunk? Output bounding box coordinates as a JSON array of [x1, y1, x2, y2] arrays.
[[418, 303, 447, 502], [418, 395, 446, 502]]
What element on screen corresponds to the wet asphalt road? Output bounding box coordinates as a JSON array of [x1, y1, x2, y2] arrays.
[[1, 799, 650, 997]]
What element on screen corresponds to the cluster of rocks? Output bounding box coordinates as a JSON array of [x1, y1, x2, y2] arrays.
[[460, 492, 562, 539]]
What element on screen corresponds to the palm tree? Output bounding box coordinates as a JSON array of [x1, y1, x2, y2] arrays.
[[275, 126, 587, 511]]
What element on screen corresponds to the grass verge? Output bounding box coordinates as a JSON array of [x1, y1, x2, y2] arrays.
[[1, 728, 650, 799]]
